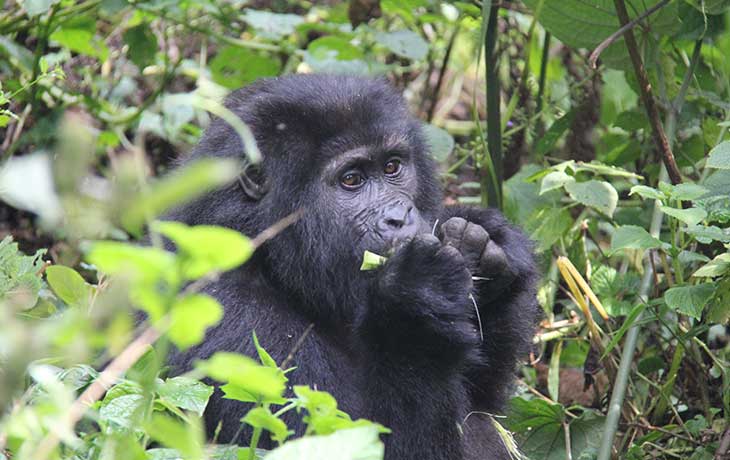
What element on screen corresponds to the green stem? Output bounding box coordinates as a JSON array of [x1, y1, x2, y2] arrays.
[[481, 2, 502, 209], [248, 426, 262, 460]]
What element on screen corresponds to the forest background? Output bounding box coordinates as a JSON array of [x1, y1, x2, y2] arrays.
[[1, 0, 730, 459]]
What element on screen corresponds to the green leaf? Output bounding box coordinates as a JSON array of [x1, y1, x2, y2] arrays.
[[196, 352, 285, 402], [568, 161, 642, 179], [154, 222, 254, 279], [669, 183, 709, 201], [706, 141, 730, 169], [45, 265, 91, 307], [50, 16, 109, 60], [535, 110, 575, 157], [528, 207, 573, 253], [168, 294, 223, 349], [664, 283, 716, 319], [684, 0, 730, 15], [121, 158, 241, 234], [293, 386, 388, 436], [539, 171, 574, 195], [692, 253, 730, 278], [0, 236, 46, 308], [264, 426, 385, 460], [506, 398, 605, 460], [99, 394, 145, 429], [360, 251, 387, 271], [85, 242, 177, 284], [21, 0, 57, 17], [210, 47, 281, 90], [564, 180, 618, 217], [685, 225, 730, 243], [610, 225, 663, 253], [422, 124, 454, 163], [243, 10, 304, 39], [374, 30, 428, 60], [629, 185, 665, 201], [145, 414, 204, 460], [242, 407, 291, 443], [659, 205, 707, 226], [123, 24, 158, 69], [85, 242, 179, 320], [252, 331, 278, 368], [547, 341, 561, 402], [307, 36, 364, 61], [157, 377, 214, 416], [522, 0, 678, 65]]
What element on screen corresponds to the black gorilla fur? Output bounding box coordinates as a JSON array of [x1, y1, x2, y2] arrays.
[[164, 74, 539, 460]]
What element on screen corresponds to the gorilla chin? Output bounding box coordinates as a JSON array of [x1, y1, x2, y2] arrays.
[[163, 74, 540, 460]]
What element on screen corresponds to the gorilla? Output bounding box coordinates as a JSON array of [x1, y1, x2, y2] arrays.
[[164, 74, 539, 460]]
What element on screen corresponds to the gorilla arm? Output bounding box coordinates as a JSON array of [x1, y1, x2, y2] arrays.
[[438, 206, 540, 412], [354, 234, 481, 460]]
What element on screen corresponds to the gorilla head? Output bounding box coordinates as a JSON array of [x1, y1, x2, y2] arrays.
[[184, 75, 443, 320], [167, 74, 539, 460]]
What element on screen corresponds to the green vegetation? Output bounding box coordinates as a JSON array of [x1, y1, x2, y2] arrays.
[[1, 0, 730, 459]]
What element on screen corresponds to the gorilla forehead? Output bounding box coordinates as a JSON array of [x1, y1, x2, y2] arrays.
[[230, 74, 421, 163]]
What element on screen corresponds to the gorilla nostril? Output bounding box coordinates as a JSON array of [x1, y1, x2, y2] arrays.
[[385, 217, 405, 229]]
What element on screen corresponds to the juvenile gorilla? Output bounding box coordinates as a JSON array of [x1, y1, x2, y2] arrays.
[[165, 75, 539, 460]]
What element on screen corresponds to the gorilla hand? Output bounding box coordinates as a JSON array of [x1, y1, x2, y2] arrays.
[[438, 217, 517, 302], [372, 234, 479, 351]]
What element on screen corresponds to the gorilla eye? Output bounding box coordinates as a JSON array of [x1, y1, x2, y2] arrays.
[[341, 172, 365, 189], [384, 159, 401, 176]]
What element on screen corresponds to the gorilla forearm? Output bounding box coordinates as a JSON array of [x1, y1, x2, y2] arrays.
[[439, 205, 540, 410]]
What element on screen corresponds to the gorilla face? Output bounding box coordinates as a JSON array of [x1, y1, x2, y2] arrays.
[[319, 144, 431, 255]]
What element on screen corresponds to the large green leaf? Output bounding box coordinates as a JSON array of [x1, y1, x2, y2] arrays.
[[610, 225, 663, 252], [684, 0, 730, 14], [523, 0, 679, 51], [210, 47, 281, 90], [506, 398, 605, 460], [123, 24, 158, 69], [242, 407, 291, 443], [45, 265, 92, 307], [243, 10, 304, 40], [374, 30, 428, 60], [706, 141, 730, 169], [664, 283, 716, 319], [157, 377, 214, 416], [196, 352, 285, 402], [50, 16, 108, 60], [564, 180, 618, 216], [153, 222, 254, 279], [659, 205, 707, 226], [168, 294, 223, 349]]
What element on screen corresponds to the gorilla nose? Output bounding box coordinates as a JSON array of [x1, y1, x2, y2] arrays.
[[377, 204, 416, 238]]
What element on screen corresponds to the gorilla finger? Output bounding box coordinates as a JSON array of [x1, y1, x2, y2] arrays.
[[439, 217, 468, 250], [460, 222, 490, 267], [411, 233, 442, 253], [480, 240, 510, 279]]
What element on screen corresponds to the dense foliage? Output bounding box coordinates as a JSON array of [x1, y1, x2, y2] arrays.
[[1, 0, 730, 459]]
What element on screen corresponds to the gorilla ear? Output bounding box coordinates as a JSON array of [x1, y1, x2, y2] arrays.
[[238, 163, 269, 201]]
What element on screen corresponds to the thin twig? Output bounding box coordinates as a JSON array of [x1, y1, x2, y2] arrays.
[[613, 0, 682, 185], [280, 323, 315, 370], [588, 0, 671, 69], [250, 210, 303, 249]]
